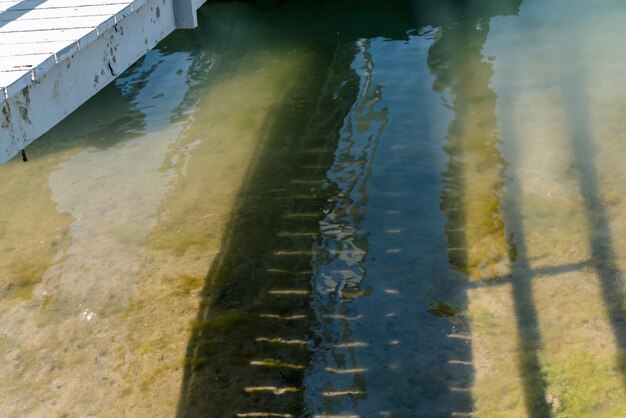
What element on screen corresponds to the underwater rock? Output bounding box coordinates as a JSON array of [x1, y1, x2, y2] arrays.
[[427, 300, 458, 317]]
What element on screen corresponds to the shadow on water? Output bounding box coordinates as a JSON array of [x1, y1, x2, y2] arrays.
[[176, 7, 364, 416], [177, 1, 526, 417], [497, 86, 553, 418], [176, 60, 350, 414], [490, 26, 626, 412], [558, 41, 626, 393]]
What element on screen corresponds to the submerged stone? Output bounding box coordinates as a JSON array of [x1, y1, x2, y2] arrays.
[[427, 300, 459, 317]]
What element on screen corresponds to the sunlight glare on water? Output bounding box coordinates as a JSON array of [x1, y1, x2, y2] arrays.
[[1, 0, 626, 417]]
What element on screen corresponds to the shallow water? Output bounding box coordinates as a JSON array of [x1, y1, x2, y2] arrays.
[[2, 0, 626, 417]]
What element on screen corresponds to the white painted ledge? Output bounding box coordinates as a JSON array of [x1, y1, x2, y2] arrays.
[[0, 0, 205, 163]]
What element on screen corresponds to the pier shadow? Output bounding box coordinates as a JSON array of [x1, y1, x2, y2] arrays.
[[558, 43, 626, 392], [176, 1, 527, 417], [175, 28, 362, 418], [497, 107, 553, 417], [478, 30, 626, 413]]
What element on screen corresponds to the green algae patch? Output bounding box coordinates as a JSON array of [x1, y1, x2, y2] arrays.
[[152, 230, 213, 257], [184, 356, 208, 370], [541, 350, 626, 418], [189, 310, 254, 333], [467, 306, 505, 336], [136, 336, 171, 356], [126, 301, 144, 314], [174, 275, 206, 296], [427, 300, 459, 317], [139, 365, 171, 392], [2, 258, 51, 300], [105, 223, 151, 247], [35, 293, 82, 325]]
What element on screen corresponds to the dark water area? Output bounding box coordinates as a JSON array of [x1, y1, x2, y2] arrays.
[[176, 2, 491, 417], [3, 0, 626, 417]]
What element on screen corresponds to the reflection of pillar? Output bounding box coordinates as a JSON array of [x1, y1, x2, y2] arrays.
[[307, 39, 388, 415], [318, 39, 388, 300], [429, 4, 553, 416], [428, 18, 510, 281]]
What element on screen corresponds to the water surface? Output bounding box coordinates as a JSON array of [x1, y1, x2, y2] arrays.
[[2, 1, 626, 417]]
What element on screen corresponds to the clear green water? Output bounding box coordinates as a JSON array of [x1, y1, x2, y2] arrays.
[[2, 0, 626, 417]]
